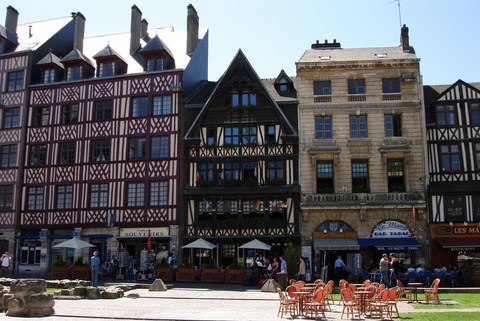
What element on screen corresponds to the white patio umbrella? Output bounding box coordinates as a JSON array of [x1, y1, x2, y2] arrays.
[[52, 238, 96, 249], [182, 238, 217, 267], [239, 239, 272, 268]]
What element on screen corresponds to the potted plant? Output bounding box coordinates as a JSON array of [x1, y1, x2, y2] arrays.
[[176, 262, 196, 282], [154, 259, 173, 282], [51, 256, 69, 279], [70, 257, 90, 280], [224, 261, 245, 284], [201, 263, 221, 283]]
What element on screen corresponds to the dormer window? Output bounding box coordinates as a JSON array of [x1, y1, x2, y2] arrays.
[[146, 58, 164, 71], [99, 62, 115, 77], [278, 78, 289, 93], [42, 69, 55, 84], [67, 66, 81, 81]]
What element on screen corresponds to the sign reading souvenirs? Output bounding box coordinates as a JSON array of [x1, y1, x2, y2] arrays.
[[119, 227, 169, 238], [371, 220, 411, 238]]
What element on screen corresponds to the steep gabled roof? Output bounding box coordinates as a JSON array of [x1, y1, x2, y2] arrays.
[[184, 49, 297, 139], [60, 48, 94, 67], [93, 44, 127, 64], [427, 79, 480, 103], [140, 34, 174, 59]]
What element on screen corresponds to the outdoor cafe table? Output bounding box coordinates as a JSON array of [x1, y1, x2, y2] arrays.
[[407, 282, 423, 302], [293, 291, 311, 317], [354, 289, 371, 317]]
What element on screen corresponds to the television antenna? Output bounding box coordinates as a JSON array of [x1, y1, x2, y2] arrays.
[[391, 0, 402, 28]]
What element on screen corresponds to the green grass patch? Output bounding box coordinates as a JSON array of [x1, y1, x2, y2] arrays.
[[410, 293, 480, 309], [401, 312, 480, 321]]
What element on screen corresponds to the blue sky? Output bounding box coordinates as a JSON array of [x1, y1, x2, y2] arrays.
[[1, 0, 479, 85]]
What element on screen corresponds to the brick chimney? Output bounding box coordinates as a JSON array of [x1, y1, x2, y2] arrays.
[[186, 4, 199, 56], [5, 6, 19, 34], [73, 12, 86, 52], [401, 24, 410, 51], [130, 5, 142, 55]]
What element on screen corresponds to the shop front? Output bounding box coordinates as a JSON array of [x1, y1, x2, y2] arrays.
[[116, 227, 172, 280]]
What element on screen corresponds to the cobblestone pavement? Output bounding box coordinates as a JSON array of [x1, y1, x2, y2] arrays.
[[2, 283, 480, 321]]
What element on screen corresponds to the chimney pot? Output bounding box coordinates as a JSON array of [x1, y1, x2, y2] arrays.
[[5, 6, 19, 34], [186, 4, 199, 56], [130, 5, 142, 55]]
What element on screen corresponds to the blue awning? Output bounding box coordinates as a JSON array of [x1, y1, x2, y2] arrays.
[[358, 238, 374, 246], [372, 237, 420, 251]]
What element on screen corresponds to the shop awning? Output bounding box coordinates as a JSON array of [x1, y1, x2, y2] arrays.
[[372, 237, 420, 251], [314, 238, 360, 250], [435, 237, 480, 251]]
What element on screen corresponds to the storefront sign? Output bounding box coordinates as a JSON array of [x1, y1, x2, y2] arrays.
[[371, 220, 411, 238], [119, 227, 169, 238]]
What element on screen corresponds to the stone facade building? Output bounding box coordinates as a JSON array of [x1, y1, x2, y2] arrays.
[[296, 26, 427, 278]]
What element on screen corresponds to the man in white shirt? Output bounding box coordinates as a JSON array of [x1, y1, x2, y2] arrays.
[[1, 251, 11, 277]]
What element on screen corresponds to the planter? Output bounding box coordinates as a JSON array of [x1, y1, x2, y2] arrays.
[[201, 268, 221, 283], [51, 265, 69, 279], [154, 267, 174, 282], [71, 266, 90, 280], [224, 269, 245, 284], [176, 268, 196, 282]]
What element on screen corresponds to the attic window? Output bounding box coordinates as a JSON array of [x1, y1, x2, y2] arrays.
[[278, 78, 289, 92], [375, 53, 388, 58], [319, 56, 331, 61]]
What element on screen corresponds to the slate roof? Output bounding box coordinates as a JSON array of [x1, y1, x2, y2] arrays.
[[93, 44, 127, 64], [297, 46, 418, 65], [15, 16, 72, 52], [60, 48, 94, 67], [37, 51, 64, 68]]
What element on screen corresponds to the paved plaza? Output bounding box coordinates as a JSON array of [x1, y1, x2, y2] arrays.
[[2, 282, 479, 321]]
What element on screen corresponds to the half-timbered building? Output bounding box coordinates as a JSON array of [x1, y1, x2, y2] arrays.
[[0, 6, 82, 269], [424, 80, 480, 270], [182, 50, 300, 268], [296, 25, 428, 278], [22, 5, 208, 274]]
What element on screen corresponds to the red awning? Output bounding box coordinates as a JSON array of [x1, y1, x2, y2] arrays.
[[435, 237, 480, 251]]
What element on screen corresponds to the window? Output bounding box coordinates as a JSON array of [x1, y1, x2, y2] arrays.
[[150, 181, 168, 206], [317, 161, 334, 193], [352, 160, 369, 193], [30, 145, 47, 166], [444, 195, 465, 222], [27, 186, 44, 210], [387, 159, 405, 192], [153, 95, 172, 115], [90, 183, 108, 208], [475, 143, 480, 170], [436, 105, 456, 126], [230, 92, 256, 108], [242, 162, 257, 180], [57, 185, 73, 209], [32, 107, 50, 126], [440, 145, 461, 172], [314, 81, 331, 95], [382, 78, 400, 93], [151, 136, 169, 159], [384, 114, 402, 137], [206, 128, 216, 146], [129, 137, 146, 160], [94, 100, 113, 121], [1, 144, 17, 168], [132, 97, 148, 117], [267, 160, 284, 184], [67, 66, 81, 81], [348, 79, 365, 94], [266, 125, 276, 143], [315, 116, 332, 139], [58, 142, 75, 165], [199, 163, 215, 182], [224, 162, 239, 181], [0, 185, 13, 211], [472, 196, 480, 221], [61, 104, 78, 124], [92, 140, 110, 162], [42, 68, 55, 84], [6, 70, 24, 91], [224, 127, 239, 145], [241, 126, 257, 145], [2, 107, 20, 128], [127, 182, 144, 207], [146, 58, 164, 71], [99, 62, 114, 77], [278, 78, 289, 92], [20, 241, 41, 265], [471, 103, 480, 125], [350, 115, 368, 138]]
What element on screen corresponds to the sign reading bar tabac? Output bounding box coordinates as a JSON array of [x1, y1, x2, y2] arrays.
[[371, 220, 411, 238], [119, 227, 169, 238]]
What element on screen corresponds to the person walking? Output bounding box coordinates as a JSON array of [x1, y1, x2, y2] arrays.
[[279, 256, 287, 273], [1, 251, 11, 277], [334, 255, 346, 281], [389, 253, 399, 287], [90, 251, 100, 287], [296, 256, 306, 281], [379, 253, 390, 287]]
